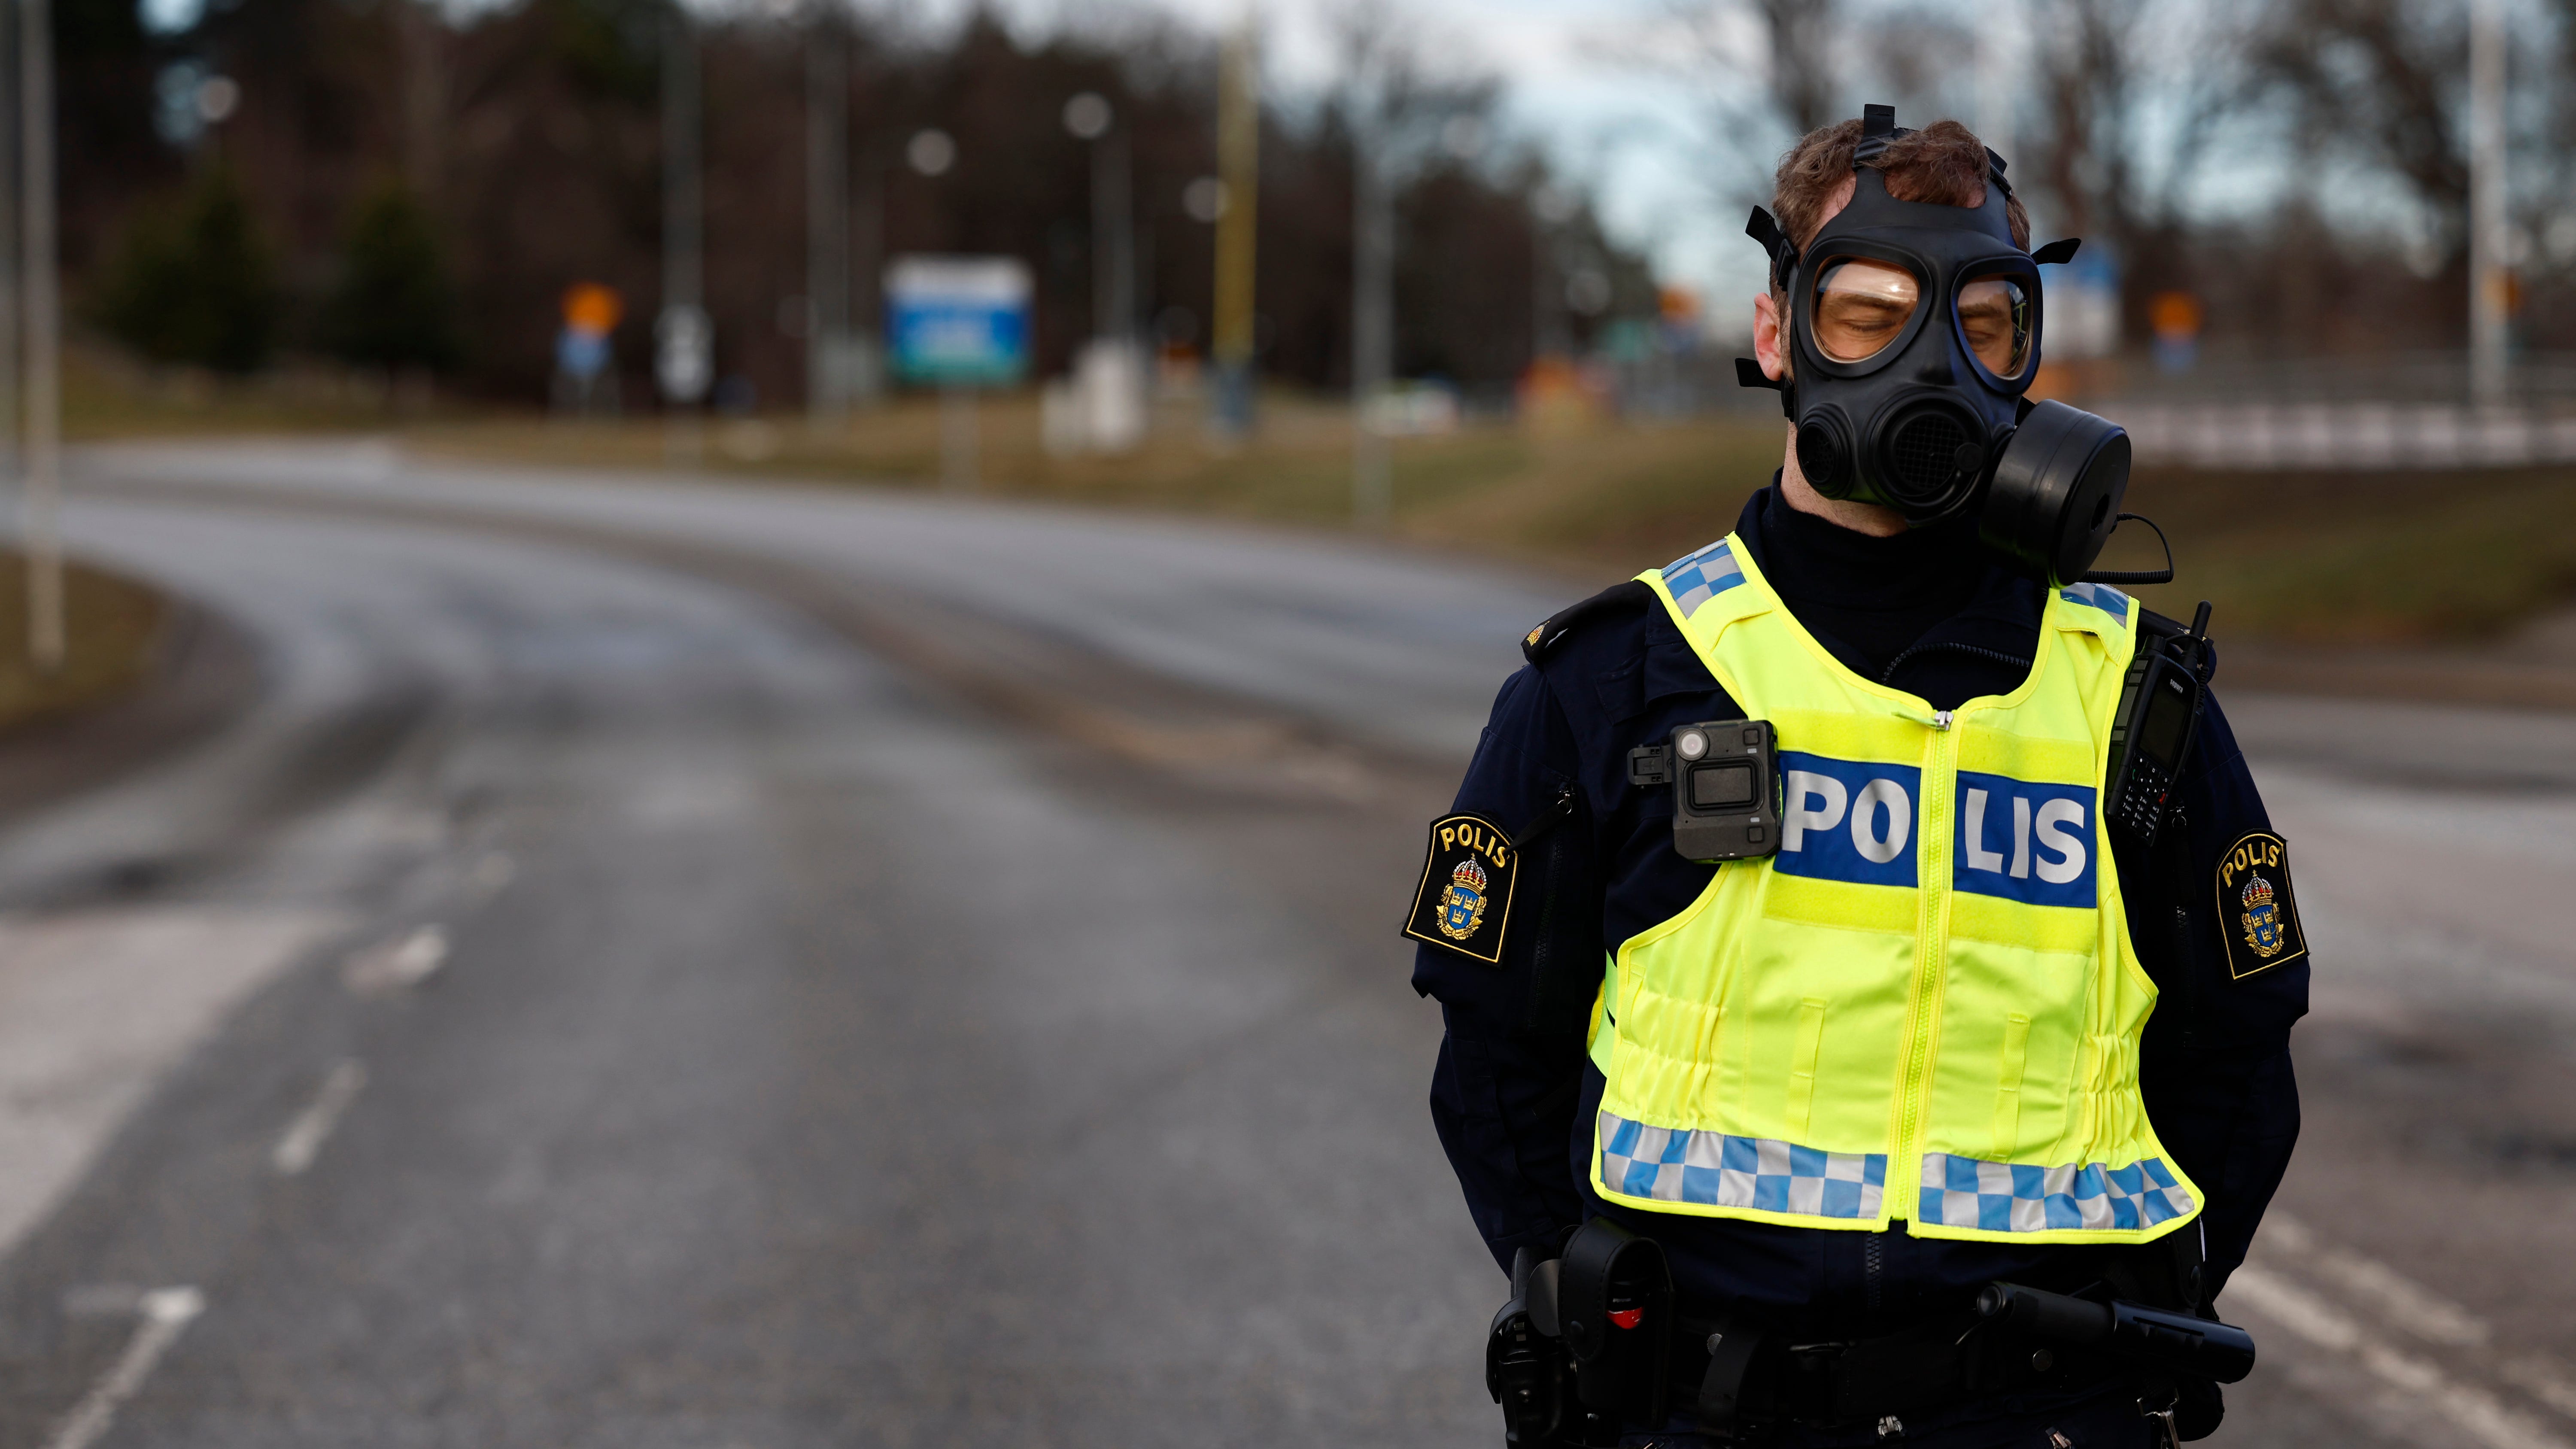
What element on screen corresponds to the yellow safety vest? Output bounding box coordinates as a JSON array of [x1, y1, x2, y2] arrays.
[[1587, 533, 2200, 1245]]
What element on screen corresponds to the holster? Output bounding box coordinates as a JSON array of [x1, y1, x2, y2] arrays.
[[1485, 1221, 2236, 1445], [1484, 1218, 1676, 1446]]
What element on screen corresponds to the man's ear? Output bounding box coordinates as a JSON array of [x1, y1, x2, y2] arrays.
[[1753, 292, 1788, 381]]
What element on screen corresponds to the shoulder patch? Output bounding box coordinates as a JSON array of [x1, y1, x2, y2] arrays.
[[2215, 831, 2306, 980], [1523, 580, 1655, 664], [1658, 538, 1747, 618], [1402, 814, 1521, 965]]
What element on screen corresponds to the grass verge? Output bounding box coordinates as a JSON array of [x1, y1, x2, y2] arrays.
[[62, 350, 2576, 647], [0, 555, 171, 732]]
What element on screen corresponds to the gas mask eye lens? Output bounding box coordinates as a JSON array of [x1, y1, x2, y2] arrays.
[[1811, 258, 1920, 363], [1958, 273, 2033, 380]]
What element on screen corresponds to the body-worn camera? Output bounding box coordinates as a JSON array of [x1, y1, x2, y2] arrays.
[[1628, 721, 1782, 863]]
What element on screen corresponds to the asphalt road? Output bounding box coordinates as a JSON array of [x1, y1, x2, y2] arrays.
[[0, 439, 2560, 1448]]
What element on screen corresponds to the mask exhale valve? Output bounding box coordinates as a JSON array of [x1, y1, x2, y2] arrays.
[[1740, 102, 2148, 586]]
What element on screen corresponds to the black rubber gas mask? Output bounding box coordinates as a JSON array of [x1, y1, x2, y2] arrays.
[[1738, 105, 2137, 588]]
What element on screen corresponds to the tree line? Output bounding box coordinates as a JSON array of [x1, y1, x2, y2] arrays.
[[65, 0, 1656, 406], [1668, 0, 2576, 368]]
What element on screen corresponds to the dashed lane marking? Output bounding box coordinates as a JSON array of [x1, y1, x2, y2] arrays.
[[40, 1286, 204, 1449], [271, 1059, 368, 1176], [2509, 1360, 2576, 1422], [2229, 1265, 2571, 1449], [2248, 1214, 2576, 1442], [2264, 1212, 2492, 1347], [340, 925, 448, 996]]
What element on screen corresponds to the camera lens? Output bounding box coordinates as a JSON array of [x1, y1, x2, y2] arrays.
[[1679, 730, 1708, 760]]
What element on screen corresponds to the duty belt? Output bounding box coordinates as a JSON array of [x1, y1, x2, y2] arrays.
[[1486, 1218, 2255, 1446]]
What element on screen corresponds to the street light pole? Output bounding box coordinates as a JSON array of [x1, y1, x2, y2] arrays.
[[659, 6, 707, 464], [19, 0, 55, 671], [2467, 0, 2508, 410], [1209, 19, 1258, 438], [1350, 100, 1391, 529], [805, 24, 849, 430], [0, 0, 20, 614], [1090, 118, 1133, 345]]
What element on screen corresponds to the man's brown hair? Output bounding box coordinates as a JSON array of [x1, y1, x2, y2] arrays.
[[1771, 117, 2032, 261]]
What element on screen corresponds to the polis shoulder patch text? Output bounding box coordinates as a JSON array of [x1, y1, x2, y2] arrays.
[[1403, 814, 1520, 965], [2215, 830, 2306, 979]]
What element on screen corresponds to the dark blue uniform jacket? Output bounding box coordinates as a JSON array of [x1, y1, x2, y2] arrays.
[[1411, 485, 2307, 1338]]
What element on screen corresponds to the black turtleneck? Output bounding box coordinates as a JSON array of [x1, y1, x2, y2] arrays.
[[1739, 480, 1989, 683]]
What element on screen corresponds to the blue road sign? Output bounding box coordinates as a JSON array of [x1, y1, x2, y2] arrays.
[[886, 255, 1033, 387]]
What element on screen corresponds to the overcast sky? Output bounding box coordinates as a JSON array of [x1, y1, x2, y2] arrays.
[[932, 0, 1785, 327]]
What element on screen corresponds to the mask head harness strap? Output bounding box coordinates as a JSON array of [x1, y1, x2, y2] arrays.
[[1736, 207, 1799, 407], [1851, 101, 1907, 163]]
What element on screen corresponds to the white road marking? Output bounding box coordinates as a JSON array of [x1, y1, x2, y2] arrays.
[[0, 908, 349, 1262], [2228, 1266, 2571, 1449], [2277, 1206, 2494, 1340], [40, 1286, 205, 1449], [2311, 1249, 2493, 1347], [2264, 1212, 2492, 1347], [271, 1059, 368, 1176], [341, 925, 448, 996], [2509, 1360, 2576, 1422]]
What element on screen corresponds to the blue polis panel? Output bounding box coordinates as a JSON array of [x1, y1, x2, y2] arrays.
[[1773, 752, 1921, 890], [1951, 769, 2097, 909]]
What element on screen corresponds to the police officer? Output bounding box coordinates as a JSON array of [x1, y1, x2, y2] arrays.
[[1407, 110, 2307, 1447]]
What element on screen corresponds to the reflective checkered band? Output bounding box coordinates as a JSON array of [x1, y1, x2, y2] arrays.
[[2056, 581, 2129, 626], [1598, 1110, 1886, 1220], [1658, 541, 1746, 619], [1915, 1152, 2193, 1233]]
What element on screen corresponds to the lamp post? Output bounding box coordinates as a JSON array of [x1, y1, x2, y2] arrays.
[[659, 8, 709, 465], [1209, 20, 1258, 439], [2467, 0, 2508, 410], [1063, 91, 1133, 347], [1350, 102, 1391, 528], [20, 0, 55, 670], [806, 25, 851, 430]]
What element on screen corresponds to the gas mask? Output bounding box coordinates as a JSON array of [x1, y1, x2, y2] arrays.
[[1737, 105, 2148, 589]]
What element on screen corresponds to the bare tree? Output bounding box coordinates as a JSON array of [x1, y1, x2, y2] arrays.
[[2025, 0, 2247, 318], [1647, 0, 1844, 206], [2245, 0, 2470, 257], [1752, 0, 1843, 136]]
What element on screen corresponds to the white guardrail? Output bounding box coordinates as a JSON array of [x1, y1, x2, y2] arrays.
[[2105, 401, 2576, 471]]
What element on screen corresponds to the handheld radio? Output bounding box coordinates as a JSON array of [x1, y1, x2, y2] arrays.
[[2104, 601, 2211, 849]]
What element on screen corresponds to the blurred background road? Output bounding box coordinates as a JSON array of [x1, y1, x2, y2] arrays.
[[0, 442, 2548, 1447]]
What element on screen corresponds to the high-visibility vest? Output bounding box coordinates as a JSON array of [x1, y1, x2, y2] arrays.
[[1587, 533, 2200, 1245]]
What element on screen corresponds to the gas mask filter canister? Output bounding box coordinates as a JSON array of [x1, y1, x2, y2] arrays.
[[1737, 104, 2139, 588]]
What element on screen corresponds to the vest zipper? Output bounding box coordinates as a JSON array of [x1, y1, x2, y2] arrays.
[[1893, 708, 1962, 1220], [1863, 1230, 1886, 1319]]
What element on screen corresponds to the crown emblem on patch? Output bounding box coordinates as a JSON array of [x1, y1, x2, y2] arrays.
[[2240, 873, 2284, 959], [1435, 856, 1493, 942]]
